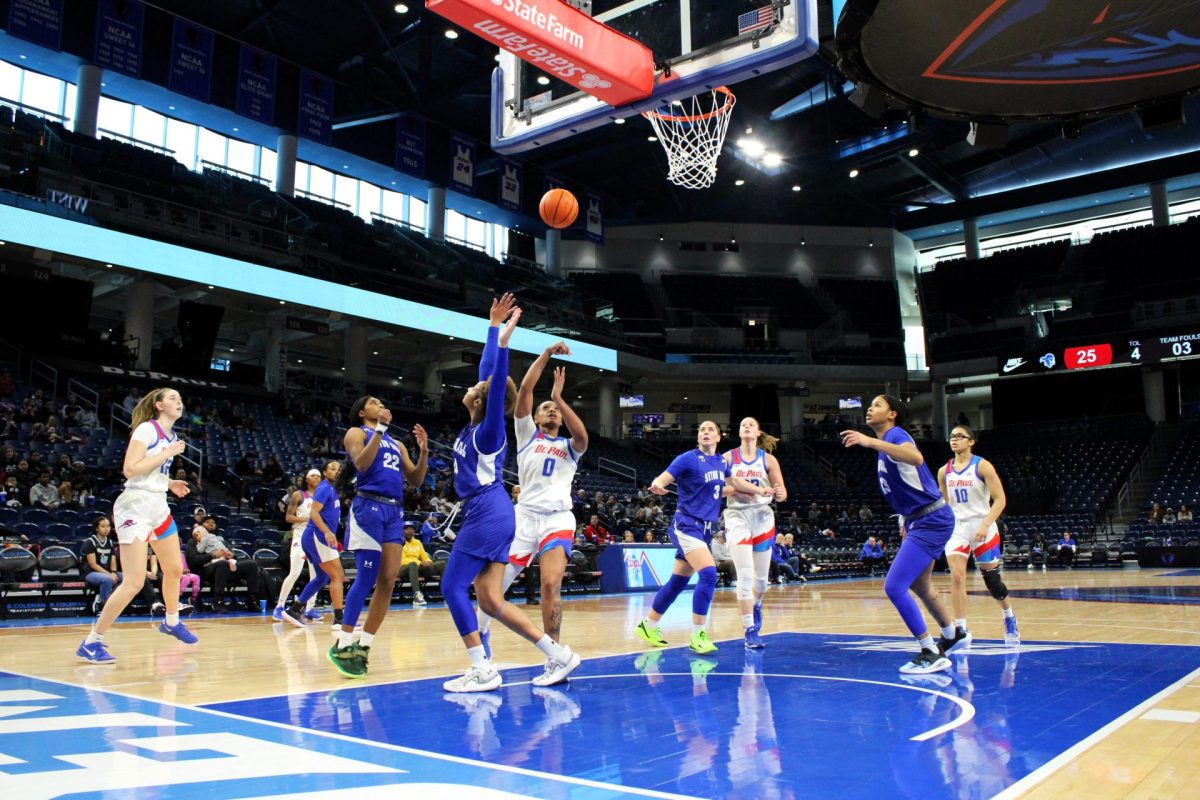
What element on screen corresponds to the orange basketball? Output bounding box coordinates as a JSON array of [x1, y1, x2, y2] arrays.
[[539, 188, 579, 229]]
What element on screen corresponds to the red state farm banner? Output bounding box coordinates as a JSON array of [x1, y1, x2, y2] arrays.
[[426, 0, 655, 107]]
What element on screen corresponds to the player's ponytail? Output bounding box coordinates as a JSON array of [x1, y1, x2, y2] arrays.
[[130, 388, 173, 430], [757, 431, 780, 453], [880, 394, 908, 427]]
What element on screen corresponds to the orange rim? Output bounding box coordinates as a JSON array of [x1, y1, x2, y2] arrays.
[[642, 86, 735, 124]]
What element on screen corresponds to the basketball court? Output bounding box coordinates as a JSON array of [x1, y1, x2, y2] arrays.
[[3, 568, 1198, 798]]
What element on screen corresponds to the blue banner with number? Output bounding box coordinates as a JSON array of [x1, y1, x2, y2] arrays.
[[499, 159, 522, 212], [297, 70, 334, 144], [395, 116, 426, 178], [168, 18, 214, 102], [449, 132, 476, 196], [94, 0, 144, 78], [6, 0, 64, 51], [236, 45, 277, 125], [585, 192, 603, 243]]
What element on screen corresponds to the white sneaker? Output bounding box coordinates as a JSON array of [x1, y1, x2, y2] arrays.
[[414, 593, 427, 606], [444, 664, 502, 693], [531, 645, 581, 687]]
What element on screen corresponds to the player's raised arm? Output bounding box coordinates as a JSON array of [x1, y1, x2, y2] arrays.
[[550, 366, 588, 454], [517, 340, 570, 419]]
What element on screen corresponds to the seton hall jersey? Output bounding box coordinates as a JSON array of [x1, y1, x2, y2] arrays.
[[354, 426, 406, 499], [124, 420, 176, 494], [514, 415, 582, 514], [876, 426, 943, 517], [453, 422, 508, 502], [667, 448, 731, 522], [724, 447, 772, 508], [945, 455, 993, 523]]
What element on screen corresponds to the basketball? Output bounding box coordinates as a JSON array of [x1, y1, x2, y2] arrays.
[[539, 188, 579, 229]]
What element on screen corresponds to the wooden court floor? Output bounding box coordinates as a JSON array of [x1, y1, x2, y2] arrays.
[[3, 566, 1198, 799]]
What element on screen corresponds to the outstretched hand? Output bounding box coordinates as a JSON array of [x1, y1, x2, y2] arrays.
[[648, 483, 667, 496], [546, 340, 571, 357], [489, 292, 517, 326], [499, 307, 522, 347], [412, 423, 428, 452], [551, 366, 567, 399], [840, 430, 873, 449]]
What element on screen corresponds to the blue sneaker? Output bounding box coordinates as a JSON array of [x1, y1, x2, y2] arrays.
[[1004, 614, 1020, 642], [304, 608, 324, 621], [481, 628, 492, 660], [744, 625, 765, 650], [272, 606, 284, 621], [76, 640, 116, 664], [159, 621, 199, 645], [752, 602, 763, 629]]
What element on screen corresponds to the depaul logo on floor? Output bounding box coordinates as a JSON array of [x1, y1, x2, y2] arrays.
[[0, 673, 657, 799]]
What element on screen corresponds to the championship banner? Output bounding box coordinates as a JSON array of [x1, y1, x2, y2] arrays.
[[449, 131, 477, 196], [425, 0, 654, 106], [395, 116, 426, 178], [168, 18, 215, 102], [585, 192, 603, 243], [6, 0, 64, 51], [236, 45, 277, 125], [498, 159, 522, 212], [297, 70, 334, 145], [94, 0, 144, 78]]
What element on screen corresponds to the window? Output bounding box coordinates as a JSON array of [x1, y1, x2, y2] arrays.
[[408, 196, 426, 230], [358, 182, 381, 222], [334, 173, 358, 213], [21, 70, 63, 117], [0, 61, 20, 105], [446, 209, 467, 242], [166, 118, 198, 170], [63, 82, 75, 127], [97, 96, 133, 139], [132, 106, 166, 150], [226, 137, 255, 176], [381, 189, 405, 224], [465, 216, 487, 250], [258, 147, 277, 189], [307, 164, 333, 201], [197, 127, 226, 170]]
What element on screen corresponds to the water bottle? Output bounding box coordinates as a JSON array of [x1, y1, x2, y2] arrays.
[[259, 598, 267, 613], [0, 491, 6, 505]]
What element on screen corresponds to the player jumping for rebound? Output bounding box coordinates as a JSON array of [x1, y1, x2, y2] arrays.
[[477, 340, 587, 682], [723, 417, 787, 649], [937, 425, 1019, 649]]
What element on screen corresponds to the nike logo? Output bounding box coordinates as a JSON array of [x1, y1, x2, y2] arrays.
[[1002, 358, 1027, 373]]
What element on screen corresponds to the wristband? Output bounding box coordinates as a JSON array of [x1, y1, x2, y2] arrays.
[[374, 423, 389, 436]]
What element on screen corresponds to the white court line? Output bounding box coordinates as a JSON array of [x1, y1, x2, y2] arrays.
[[502, 671, 974, 742], [0, 667, 697, 800], [991, 665, 1200, 800]]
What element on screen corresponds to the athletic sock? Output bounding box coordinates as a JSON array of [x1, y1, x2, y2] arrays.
[[642, 617, 658, 630], [918, 634, 937, 652], [955, 618, 968, 632], [358, 632, 375, 648], [85, 628, 103, 645], [692, 623, 705, 636], [165, 612, 180, 627], [467, 644, 489, 669], [940, 623, 956, 639], [337, 630, 355, 649], [535, 634, 565, 661], [1003, 607, 1015, 619], [741, 613, 754, 629]]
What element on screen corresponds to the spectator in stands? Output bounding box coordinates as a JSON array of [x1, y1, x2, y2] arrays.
[[11, 460, 33, 502], [771, 533, 799, 583], [420, 513, 440, 547], [187, 517, 263, 612], [583, 514, 612, 545], [190, 506, 206, 533], [859, 504, 874, 522], [234, 453, 259, 478], [1164, 507, 1178, 525], [400, 523, 440, 606], [1179, 504, 1194, 523], [175, 536, 200, 612], [0, 445, 17, 473], [859, 536, 887, 575], [1148, 502, 1164, 524], [82, 517, 120, 615], [76, 405, 99, 431], [642, 530, 657, 544], [821, 526, 838, 541], [3, 476, 20, 507], [30, 471, 60, 510], [711, 531, 735, 587], [122, 388, 140, 413], [807, 502, 822, 526], [261, 455, 285, 484], [1057, 531, 1078, 568], [622, 530, 635, 543], [511, 484, 522, 504], [57, 481, 79, 509]]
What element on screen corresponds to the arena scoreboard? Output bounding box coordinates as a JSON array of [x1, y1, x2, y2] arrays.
[[998, 327, 1200, 376]]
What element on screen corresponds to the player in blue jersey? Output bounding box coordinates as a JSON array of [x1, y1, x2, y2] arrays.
[[283, 460, 346, 629], [841, 395, 956, 674], [327, 396, 428, 678], [442, 293, 582, 693], [635, 420, 775, 654]]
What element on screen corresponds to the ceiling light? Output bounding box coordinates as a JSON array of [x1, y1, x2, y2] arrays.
[[297, 359, 303, 363], [537, 76, 550, 85], [394, 3, 409, 12], [105, 263, 112, 268], [445, 29, 459, 39], [494, 54, 501, 61], [449, 336, 455, 340], [341, 367, 345, 371], [647, 136, 657, 142], [207, 284, 214, 289], [228, 348, 234, 352], [279, 300, 285, 304], [762, 153, 782, 167], [373, 350, 379, 355], [614, 118, 625, 125], [168, 105, 175, 111], [737, 139, 765, 158], [748, 320, 756, 326], [908, 148, 920, 157], [791, 185, 801, 192], [735, 179, 745, 186], [658, 234, 664, 241], [849, 169, 860, 178]]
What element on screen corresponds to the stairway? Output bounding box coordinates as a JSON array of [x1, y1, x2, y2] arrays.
[[1112, 421, 1183, 527]]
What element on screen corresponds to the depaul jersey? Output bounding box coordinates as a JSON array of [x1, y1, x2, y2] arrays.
[[876, 426, 942, 517], [124, 420, 176, 494], [724, 447, 772, 509], [291, 489, 314, 535], [667, 448, 731, 522], [514, 414, 582, 514], [454, 422, 508, 502], [354, 425, 406, 499], [945, 455, 994, 523]]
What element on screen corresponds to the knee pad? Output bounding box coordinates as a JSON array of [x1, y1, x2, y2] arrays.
[[651, 572, 692, 615], [735, 565, 755, 601], [982, 567, 1008, 601], [692, 566, 718, 616], [754, 578, 769, 596]]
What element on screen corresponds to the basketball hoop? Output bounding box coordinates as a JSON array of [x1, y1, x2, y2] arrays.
[[643, 87, 736, 190]]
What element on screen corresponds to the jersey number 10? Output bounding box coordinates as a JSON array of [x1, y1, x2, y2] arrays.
[[954, 488, 969, 503]]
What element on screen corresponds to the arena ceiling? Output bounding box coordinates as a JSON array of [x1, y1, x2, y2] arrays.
[[140, 1, 1200, 230]]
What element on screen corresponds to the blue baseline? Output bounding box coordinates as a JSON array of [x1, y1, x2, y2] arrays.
[[986, 585, 1200, 605], [1158, 568, 1200, 577], [209, 633, 1200, 800], [0, 670, 678, 799]]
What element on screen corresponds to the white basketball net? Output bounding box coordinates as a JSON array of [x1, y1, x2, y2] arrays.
[[643, 87, 736, 190]]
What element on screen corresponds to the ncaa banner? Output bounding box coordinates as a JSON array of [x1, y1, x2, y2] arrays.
[[168, 18, 215, 102], [395, 116, 426, 178], [498, 159, 522, 212], [585, 192, 603, 243], [449, 131, 477, 196], [424, 0, 654, 106], [6, 0, 65, 51], [298, 70, 334, 145], [94, 0, 144, 78], [236, 45, 277, 125]]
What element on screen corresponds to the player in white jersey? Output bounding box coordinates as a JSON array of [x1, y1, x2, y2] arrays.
[[76, 388, 197, 664], [477, 340, 586, 674], [722, 417, 787, 650], [937, 425, 1019, 650], [273, 468, 321, 622]]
